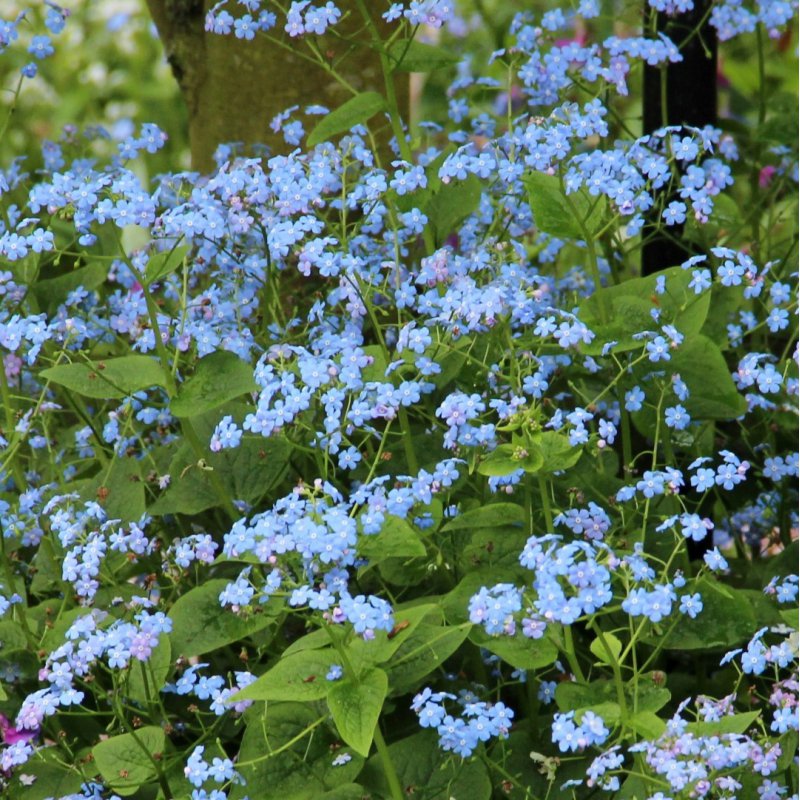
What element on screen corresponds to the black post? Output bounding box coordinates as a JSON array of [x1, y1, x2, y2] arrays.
[[641, 1, 718, 275]]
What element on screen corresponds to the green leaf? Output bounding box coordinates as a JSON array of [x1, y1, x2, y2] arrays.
[[532, 431, 582, 474], [235, 648, 340, 702], [590, 632, 623, 665], [327, 668, 388, 757], [5, 751, 84, 800], [423, 174, 482, 245], [150, 432, 289, 516], [477, 443, 543, 477], [626, 710, 666, 740], [470, 629, 559, 670], [347, 604, 440, 671], [41, 356, 167, 399], [579, 266, 712, 356], [307, 92, 387, 147], [144, 244, 188, 285], [686, 711, 760, 737], [385, 623, 471, 695], [387, 39, 459, 72], [34, 261, 108, 312], [230, 703, 364, 800], [169, 579, 279, 657], [647, 578, 757, 650], [171, 351, 257, 417], [441, 502, 524, 532], [358, 516, 426, 562], [361, 730, 491, 800], [92, 726, 165, 796], [663, 334, 746, 420], [524, 171, 604, 240], [125, 634, 172, 704], [86, 457, 145, 523]]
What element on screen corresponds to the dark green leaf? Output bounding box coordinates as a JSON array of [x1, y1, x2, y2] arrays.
[[327, 668, 388, 757], [307, 92, 387, 147], [664, 335, 746, 420], [231, 703, 363, 800], [150, 434, 289, 516], [34, 261, 108, 312], [92, 726, 165, 796], [424, 174, 482, 244], [441, 502, 524, 532], [361, 731, 491, 800], [579, 266, 712, 356], [41, 356, 167, 399], [169, 579, 280, 657], [171, 351, 256, 418], [5, 751, 84, 800], [384, 623, 471, 695], [125, 634, 172, 704], [87, 457, 145, 523], [647, 578, 756, 650]]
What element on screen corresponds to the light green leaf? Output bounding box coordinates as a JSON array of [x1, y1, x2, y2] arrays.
[[387, 39, 459, 72], [686, 711, 761, 737], [477, 443, 543, 477], [524, 171, 604, 240], [41, 356, 167, 399], [307, 92, 387, 147], [358, 516, 426, 562], [470, 629, 559, 670], [92, 726, 165, 796], [171, 351, 256, 417], [532, 431, 582, 474], [144, 244, 188, 285], [590, 632, 623, 665], [626, 710, 666, 740], [235, 648, 340, 702], [327, 668, 388, 757]]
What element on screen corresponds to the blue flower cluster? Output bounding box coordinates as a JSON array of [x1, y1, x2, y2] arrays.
[[411, 687, 514, 757]]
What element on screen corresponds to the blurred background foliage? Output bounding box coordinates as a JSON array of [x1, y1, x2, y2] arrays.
[[0, 0, 796, 177]]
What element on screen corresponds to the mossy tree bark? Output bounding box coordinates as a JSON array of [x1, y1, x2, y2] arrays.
[[145, 0, 407, 172]]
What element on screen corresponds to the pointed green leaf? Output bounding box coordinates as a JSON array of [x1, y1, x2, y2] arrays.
[[235, 648, 340, 702], [307, 92, 387, 147], [169, 579, 279, 657], [41, 356, 167, 399], [92, 726, 165, 796], [327, 668, 388, 757], [144, 244, 188, 285], [171, 351, 257, 417], [387, 39, 459, 72]]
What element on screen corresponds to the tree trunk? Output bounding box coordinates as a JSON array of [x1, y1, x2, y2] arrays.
[[641, 0, 718, 274], [146, 0, 407, 172]]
